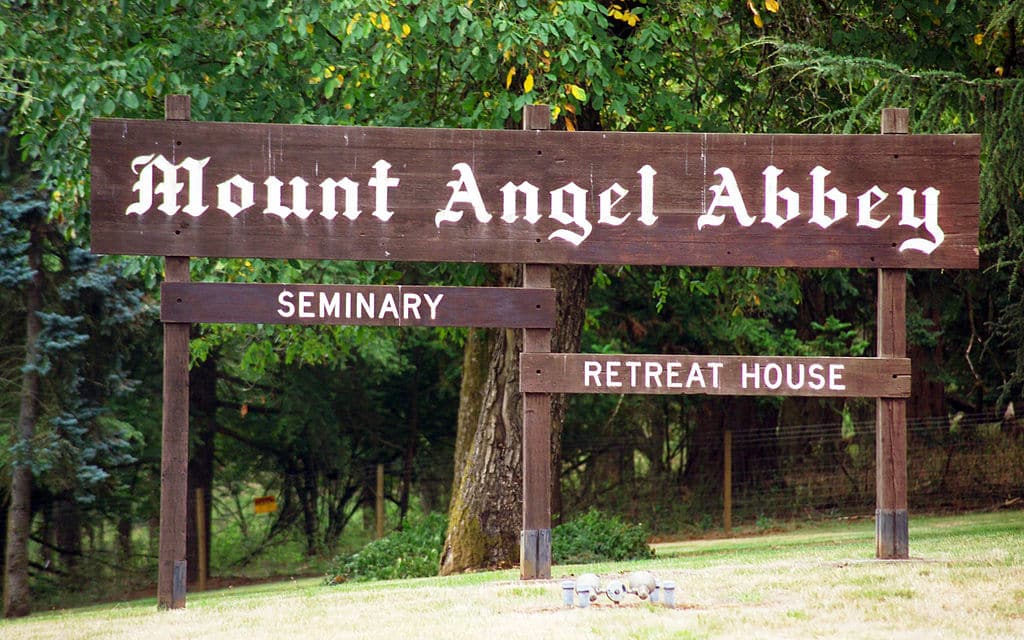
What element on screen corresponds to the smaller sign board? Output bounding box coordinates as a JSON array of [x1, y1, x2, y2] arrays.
[[253, 495, 277, 514], [521, 353, 911, 398], [161, 282, 556, 328]]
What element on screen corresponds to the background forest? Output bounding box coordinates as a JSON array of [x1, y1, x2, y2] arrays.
[[2, 0, 1023, 616]]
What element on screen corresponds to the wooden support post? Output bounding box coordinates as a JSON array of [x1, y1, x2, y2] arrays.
[[375, 464, 385, 540], [723, 430, 733, 535], [196, 488, 207, 592], [158, 94, 192, 609], [521, 104, 553, 580], [522, 265, 552, 579], [876, 107, 910, 560]]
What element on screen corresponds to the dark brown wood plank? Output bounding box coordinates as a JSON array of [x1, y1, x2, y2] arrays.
[[158, 249, 190, 609], [90, 119, 979, 269], [160, 282, 555, 328], [876, 268, 909, 558], [520, 353, 911, 398], [875, 108, 910, 560], [520, 108, 553, 581], [521, 264, 552, 579], [157, 96, 191, 610]]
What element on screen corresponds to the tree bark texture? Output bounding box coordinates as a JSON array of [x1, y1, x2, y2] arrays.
[[440, 264, 592, 574], [186, 351, 217, 584], [450, 328, 494, 494], [4, 222, 43, 618], [53, 495, 81, 573]]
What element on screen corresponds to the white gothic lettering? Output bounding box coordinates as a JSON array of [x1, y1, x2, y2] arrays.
[[122, 155, 946, 254]]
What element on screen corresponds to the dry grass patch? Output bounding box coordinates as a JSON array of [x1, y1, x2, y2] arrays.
[[2, 511, 1021, 639]]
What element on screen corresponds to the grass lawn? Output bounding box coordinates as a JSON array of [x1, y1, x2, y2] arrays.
[[2, 510, 1022, 639]]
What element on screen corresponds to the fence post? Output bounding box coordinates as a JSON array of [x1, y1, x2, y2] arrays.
[[196, 488, 207, 592], [876, 107, 910, 560], [723, 430, 733, 534], [376, 464, 385, 539]]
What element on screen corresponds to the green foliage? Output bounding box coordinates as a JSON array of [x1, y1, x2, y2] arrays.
[[0, 192, 36, 287], [4, 0, 1023, 608], [324, 512, 447, 583], [552, 508, 654, 564], [762, 2, 1024, 405]]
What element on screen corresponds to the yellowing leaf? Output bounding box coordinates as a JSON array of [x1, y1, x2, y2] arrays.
[[568, 84, 586, 101], [380, 13, 391, 31], [402, 23, 411, 37], [565, 116, 576, 132], [523, 72, 534, 93], [306, 24, 314, 34], [747, 0, 763, 28], [506, 66, 517, 89], [765, 0, 779, 13]]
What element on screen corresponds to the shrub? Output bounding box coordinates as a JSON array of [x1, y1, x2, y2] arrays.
[[325, 512, 447, 584], [552, 508, 654, 564]]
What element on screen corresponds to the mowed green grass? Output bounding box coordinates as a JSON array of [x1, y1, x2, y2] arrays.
[[3, 511, 1022, 639]]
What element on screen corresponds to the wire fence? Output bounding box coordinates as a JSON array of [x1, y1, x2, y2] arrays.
[[735, 412, 1023, 518], [559, 411, 1024, 532]]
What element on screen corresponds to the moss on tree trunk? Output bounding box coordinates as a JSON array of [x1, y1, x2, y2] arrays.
[[440, 265, 592, 574]]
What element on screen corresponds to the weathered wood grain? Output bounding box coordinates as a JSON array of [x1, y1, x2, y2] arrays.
[[520, 106, 553, 581], [875, 108, 910, 560], [90, 119, 979, 268], [160, 282, 556, 328], [157, 95, 191, 611], [520, 353, 911, 398]]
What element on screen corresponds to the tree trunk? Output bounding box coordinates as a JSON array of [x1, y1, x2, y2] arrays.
[[398, 370, 419, 529], [117, 517, 133, 565], [52, 494, 81, 573], [187, 352, 217, 584], [450, 328, 493, 494], [548, 265, 593, 523], [440, 322, 523, 572], [440, 264, 592, 574], [299, 457, 320, 556], [4, 221, 43, 618]]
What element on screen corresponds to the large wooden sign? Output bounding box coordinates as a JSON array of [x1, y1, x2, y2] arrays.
[[161, 283, 554, 327], [93, 100, 979, 608], [90, 119, 979, 269]]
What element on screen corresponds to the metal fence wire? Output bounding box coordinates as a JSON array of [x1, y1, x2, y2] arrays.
[[558, 411, 1024, 531]]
